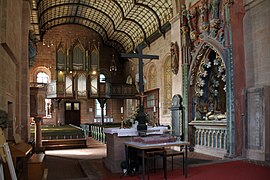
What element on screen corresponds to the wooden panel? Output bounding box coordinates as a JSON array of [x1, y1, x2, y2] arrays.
[[28, 153, 45, 180]]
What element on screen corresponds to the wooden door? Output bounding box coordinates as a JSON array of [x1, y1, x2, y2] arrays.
[[65, 102, 80, 126]]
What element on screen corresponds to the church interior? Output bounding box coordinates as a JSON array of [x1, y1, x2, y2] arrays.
[[1, 0, 270, 179]]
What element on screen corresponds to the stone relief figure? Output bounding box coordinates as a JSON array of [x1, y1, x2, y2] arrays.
[[180, 4, 191, 65], [29, 30, 38, 67], [170, 42, 179, 75], [209, 0, 220, 19], [198, 0, 209, 31], [188, 7, 198, 42], [198, 0, 208, 23]]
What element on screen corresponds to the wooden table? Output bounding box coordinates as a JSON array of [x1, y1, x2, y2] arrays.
[[125, 140, 189, 180]]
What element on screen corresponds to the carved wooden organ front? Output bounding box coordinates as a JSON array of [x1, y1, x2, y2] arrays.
[[47, 39, 109, 99]]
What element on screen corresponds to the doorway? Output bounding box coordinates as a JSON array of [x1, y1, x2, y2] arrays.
[[65, 102, 80, 126]]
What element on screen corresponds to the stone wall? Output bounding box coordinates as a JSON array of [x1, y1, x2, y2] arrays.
[[0, 0, 30, 141], [243, 0, 270, 160], [127, 30, 172, 125], [244, 0, 270, 87]]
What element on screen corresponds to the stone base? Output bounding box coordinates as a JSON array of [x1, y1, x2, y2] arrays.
[[103, 157, 123, 173], [104, 133, 132, 173], [246, 149, 270, 161], [194, 145, 226, 158]]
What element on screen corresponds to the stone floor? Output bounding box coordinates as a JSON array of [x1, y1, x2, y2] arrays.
[[41, 138, 270, 180], [43, 138, 222, 180]]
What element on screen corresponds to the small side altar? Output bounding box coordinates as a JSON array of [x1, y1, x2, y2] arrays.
[[103, 126, 168, 173]]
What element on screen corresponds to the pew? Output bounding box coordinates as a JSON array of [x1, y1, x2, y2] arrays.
[[28, 153, 47, 180]]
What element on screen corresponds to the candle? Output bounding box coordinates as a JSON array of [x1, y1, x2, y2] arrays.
[[121, 120, 123, 129], [120, 107, 124, 114], [153, 106, 156, 113]]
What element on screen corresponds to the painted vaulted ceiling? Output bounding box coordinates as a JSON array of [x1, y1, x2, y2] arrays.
[[30, 0, 173, 53]]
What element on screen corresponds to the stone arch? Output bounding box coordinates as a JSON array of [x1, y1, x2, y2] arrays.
[[31, 66, 52, 83], [100, 68, 111, 83], [186, 37, 235, 156]]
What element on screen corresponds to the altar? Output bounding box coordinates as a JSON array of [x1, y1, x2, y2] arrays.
[[103, 126, 168, 173]]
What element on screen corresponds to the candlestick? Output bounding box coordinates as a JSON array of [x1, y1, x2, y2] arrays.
[[120, 120, 124, 129]]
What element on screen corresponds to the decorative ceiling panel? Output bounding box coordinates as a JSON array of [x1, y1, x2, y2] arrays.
[[31, 0, 173, 53]]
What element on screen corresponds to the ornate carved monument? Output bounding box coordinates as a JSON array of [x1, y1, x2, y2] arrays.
[[180, 0, 235, 157]]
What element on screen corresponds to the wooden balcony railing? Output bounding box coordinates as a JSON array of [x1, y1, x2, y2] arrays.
[[46, 81, 137, 99]]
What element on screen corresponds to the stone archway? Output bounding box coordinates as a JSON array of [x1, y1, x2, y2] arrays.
[[187, 40, 232, 157]]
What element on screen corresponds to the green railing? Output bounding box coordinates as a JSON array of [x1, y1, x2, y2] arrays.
[[81, 123, 120, 144]]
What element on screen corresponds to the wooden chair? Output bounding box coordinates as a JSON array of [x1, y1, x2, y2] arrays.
[[164, 148, 184, 173], [141, 149, 167, 180], [146, 149, 167, 180]]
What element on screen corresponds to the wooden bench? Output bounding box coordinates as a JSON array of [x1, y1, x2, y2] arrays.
[[28, 153, 47, 180], [42, 138, 87, 150]]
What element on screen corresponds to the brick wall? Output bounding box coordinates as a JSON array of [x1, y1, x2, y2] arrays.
[[31, 24, 128, 125], [0, 0, 30, 141]]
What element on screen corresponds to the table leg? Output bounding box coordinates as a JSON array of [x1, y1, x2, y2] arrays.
[[125, 145, 129, 176], [184, 145, 188, 178], [163, 152, 167, 180], [142, 149, 145, 180]]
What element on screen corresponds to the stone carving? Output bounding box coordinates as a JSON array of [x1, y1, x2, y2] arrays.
[[180, 0, 229, 122], [180, 4, 191, 65], [170, 42, 179, 74], [29, 30, 38, 67], [209, 0, 220, 19]]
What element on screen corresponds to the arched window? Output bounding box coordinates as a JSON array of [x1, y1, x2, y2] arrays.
[[36, 72, 49, 83], [163, 57, 172, 114], [148, 64, 157, 90], [100, 73, 106, 83], [126, 75, 133, 85], [95, 99, 106, 117]]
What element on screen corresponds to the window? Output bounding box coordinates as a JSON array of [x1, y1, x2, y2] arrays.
[[74, 103, 80, 110], [163, 57, 172, 114], [37, 72, 49, 83], [95, 99, 106, 116], [66, 103, 72, 110], [147, 93, 155, 107], [100, 73, 106, 83]]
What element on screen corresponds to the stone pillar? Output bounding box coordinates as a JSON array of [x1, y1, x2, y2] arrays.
[[34, 117, 43, 152]]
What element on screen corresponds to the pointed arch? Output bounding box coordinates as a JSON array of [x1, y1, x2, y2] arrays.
[[126, 75, 133, 85], [147, 63, 157, 90], [185, 38, 235, 157]]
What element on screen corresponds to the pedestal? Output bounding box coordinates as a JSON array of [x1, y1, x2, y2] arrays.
[[34, 117, 43, 152]]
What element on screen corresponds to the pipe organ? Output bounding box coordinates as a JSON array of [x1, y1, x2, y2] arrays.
[[47, 39, 109, 99]]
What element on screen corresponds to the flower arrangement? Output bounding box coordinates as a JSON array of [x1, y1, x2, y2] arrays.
[[122, 108, 139, 128], [123, 107, 152, 128]]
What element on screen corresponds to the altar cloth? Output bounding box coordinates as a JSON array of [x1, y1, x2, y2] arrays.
[[104, 126, 168, 137]]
